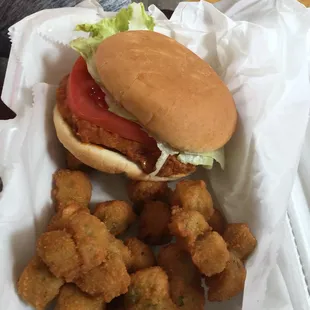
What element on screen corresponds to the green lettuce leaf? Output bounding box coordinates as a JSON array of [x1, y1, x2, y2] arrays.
[[177, 148, 225, 170], [104, 103, 225, 172], [149, 142, 225, 175], [70, 3, 155, 83], [128, 2, 155, 30]]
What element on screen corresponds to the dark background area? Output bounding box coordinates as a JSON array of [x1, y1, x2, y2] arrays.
[[0, 33, 15, 120], [0, 8, 173, 121]]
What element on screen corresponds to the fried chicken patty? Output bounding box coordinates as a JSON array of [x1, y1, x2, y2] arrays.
[[56, 76, 195, 177]]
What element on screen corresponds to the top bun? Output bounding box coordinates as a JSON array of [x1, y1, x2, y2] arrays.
[[95, 30, 237, 152]]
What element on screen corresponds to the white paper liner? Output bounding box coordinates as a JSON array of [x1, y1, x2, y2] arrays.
[[1, 1, 310, 309]]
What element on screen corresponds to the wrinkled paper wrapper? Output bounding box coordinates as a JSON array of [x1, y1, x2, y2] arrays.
[[1, 0, 310, 309]]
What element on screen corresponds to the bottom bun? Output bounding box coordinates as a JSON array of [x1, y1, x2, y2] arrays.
[[53, 105, 189, 181]]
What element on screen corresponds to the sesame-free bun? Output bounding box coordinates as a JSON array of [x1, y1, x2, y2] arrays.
[[53, 105, 188, 181], [95, 30, 237, 153]]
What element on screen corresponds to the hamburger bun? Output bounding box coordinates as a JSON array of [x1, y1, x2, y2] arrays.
[[95, 30, 237, 153], [53, 105, 189, 181]]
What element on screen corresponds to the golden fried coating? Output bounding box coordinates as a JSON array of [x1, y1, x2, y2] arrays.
[[75, 256, 130, 302], [127, 180, 170, 206], [125, 267, 178, 310], [66, 212, 110, 273], [107, 236, 132, 269], [158, 244, 201, 286], [36, 231, 81, 282], [169, 207, 209, 245], [126, 267, 169, 302], [17, 256, 64, 310], [169, 278, 204, 310], [47, 203, 89, 232], [124, 238, 156, 272], [55, 284, 106, 310], [190, 231, 229, 277], [52, 169, 92, 210], [207, 208, 227, 235], [94, 200, 136, 236], [171, 180, 214, 221], [205, 253, 246, 301], [139, 201, 171, 245], [158, 244, 204, 310], [223, 223, 257, 261]]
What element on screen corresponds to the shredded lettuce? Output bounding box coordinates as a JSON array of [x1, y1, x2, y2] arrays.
[[103, 97, 225, 170], [177, 149, 225, 170], [159, 143, 225, 171], [70, 3, 155, 83], [150, 143, 225, 174], [104, 101, 225, 171], [150, 143, 178, 176]]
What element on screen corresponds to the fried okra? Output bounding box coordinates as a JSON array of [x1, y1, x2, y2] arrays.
[[139, 201, 171, 245], [94, 200, 136, 236], [124, 238, 156, 272], [171, 180, 214, 221], [190, 231, 230, 277], [107, 236, 132, 269], [205, 252, 246, 301], [168, 206, 229, 277], [75, 256, 130, 302], [169, 207, 209, 245], [127, 180, 170, 207], [158, 244, 205, 310], [55, 284, 106, 310], [17, 256, 64, 310], [52, 169, 92, 210], [36, 230, 81, 282], [223, 223, 257, 261], [125, 267, 178, 310], [65, 212, 110, 273], [47, 203, 89, 232]]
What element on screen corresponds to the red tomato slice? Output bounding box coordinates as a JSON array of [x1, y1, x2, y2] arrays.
[[67, 57, 156, 147]]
